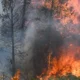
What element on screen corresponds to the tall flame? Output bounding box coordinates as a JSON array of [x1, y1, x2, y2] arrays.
[[39, 44, 80, 80]]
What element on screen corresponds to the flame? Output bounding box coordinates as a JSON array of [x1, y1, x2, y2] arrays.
[[39, 44, 80, 80], [31, 0, 80, 25], [11, 69, 20, 80], [44, 0, 80, 25]]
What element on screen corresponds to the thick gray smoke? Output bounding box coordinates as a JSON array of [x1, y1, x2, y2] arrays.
[[23, 5, 63, 77]]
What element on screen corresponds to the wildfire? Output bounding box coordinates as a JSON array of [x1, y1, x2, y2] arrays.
[[18, 0, 80, 80], [44, 0, 80, 25], [39, 44, 80, 80], [31, 0, 80, 25], [11, 69, 20, 80]]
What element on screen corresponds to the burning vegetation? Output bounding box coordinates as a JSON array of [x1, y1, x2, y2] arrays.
[[31, 0, 80, 25], [38, 0, 80, 25], [37, 44, 80, 80]]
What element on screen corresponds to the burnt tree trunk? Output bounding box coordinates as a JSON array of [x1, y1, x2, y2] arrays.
[[10, 0, 15, 76]]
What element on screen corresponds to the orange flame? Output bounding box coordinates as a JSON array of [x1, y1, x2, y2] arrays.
[[39, 44, 80, 79], [11, 69, 20, 80]]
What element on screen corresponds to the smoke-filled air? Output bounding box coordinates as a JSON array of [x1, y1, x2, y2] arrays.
[[0, 0, 80, 80]]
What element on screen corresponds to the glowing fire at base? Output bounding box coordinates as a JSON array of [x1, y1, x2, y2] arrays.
[[11, 69, 20, 80], [39, 44, 80, 80]]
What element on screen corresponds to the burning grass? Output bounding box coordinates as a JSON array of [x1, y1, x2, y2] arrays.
[[38, 44, 80, 80]]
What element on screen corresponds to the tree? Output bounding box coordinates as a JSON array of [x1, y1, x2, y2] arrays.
[[1, 0, 15, 76], [1, 0, 32, 77], [10, 0, 16, 76]]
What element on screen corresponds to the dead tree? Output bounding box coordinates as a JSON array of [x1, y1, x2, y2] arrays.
[[10, 0, 15, 76]]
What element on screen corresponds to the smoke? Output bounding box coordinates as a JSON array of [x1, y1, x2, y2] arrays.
[[23, 4, 64, 77], [23, 0, 80, 78]]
